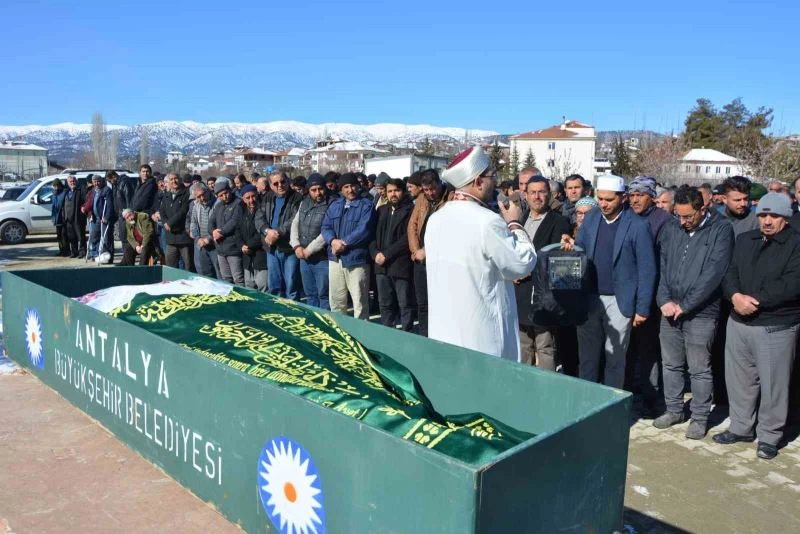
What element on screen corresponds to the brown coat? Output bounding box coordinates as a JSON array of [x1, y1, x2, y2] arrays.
[[407, 187, 454, 254]]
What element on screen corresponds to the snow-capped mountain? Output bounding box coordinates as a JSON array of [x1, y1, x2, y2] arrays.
[[0, 120, 500, 162]]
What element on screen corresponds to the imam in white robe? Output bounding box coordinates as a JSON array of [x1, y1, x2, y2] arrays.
[[425, 201, 537, 361]]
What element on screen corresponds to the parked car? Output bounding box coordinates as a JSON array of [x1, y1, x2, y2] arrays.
[[0, 187, 27, 202], [0, 170, 137, 245]]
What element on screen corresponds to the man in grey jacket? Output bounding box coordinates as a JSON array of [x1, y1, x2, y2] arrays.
[[189, 183, 220, 279], [653, 186, 734, 439], [290, 174, 332, 309]]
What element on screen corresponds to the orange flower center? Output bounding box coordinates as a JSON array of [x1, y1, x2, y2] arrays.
[[31, 332, 37, 343], [283, 482, 297, 503]]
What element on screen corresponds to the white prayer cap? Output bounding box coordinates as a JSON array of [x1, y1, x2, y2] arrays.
[[595, 174, 626, 193], [442, 146, 491, 189]]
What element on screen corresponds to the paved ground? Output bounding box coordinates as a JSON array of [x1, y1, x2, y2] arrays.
[[3, 236, 800, 533]]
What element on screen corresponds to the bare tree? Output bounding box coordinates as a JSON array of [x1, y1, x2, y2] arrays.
[[107, 130, 120, 168], [91, 112, 108, 167], [635, 137, 686, 185], [139, 128, 150, 166]]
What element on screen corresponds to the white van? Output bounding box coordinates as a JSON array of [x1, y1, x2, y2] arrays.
[[0, 170, 137, 245]]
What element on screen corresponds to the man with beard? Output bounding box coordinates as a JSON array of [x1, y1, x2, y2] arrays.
[[158, 172, 195, 271], [407, 169, 452, 336], [722, 176, 758, 236], [426, 146, 537, 360], [290, 174, 333, 309], [654, 186, 734, 439], [237, 184, 267, 291], [370, 178, 415, 331], [62, 175, 87, 257], [715, 193, 800, 460]]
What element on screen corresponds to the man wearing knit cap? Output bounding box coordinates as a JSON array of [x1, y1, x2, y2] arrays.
[[321, 172, 376, 319], [626, 175, 671, 409], [209, 178, 245, 284], [374, 172, 390, 209], [290, 173, 334, 309], [714, 193, 800, 460], [425, 146, 537, 360], [561, 174, 657, 389], [407, 171, 423, 201]]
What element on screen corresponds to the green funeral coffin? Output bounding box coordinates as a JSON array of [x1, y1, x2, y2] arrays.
[[2, 267, 631, 533]]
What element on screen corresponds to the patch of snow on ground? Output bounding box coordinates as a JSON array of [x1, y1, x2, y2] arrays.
[[632, 485, 650, 497]]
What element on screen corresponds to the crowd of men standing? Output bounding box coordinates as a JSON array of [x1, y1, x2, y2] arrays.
[[51, 155, 800, 460]]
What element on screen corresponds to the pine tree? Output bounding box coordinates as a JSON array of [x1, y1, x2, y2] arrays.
[[419, 137, 434, 156], [611, 137, 635, 179], [508, 145, 520, 177], [489, 139, 503, 173], [523, 148, 536, 169]]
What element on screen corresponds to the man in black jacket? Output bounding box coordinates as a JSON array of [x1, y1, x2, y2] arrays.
[[209, 179, 244, 285], [158, 173, 195, 272], [369, 178, 414, 331], [130, 164, 158, 214], [516, 176, 572, 370], [62, 175, 88, 258], [107, 171, 134, 262], [713, 193, 800, 460], [290, 174, 333, 309], [237, 184, 267, 291], [653, 186, 734, 439], [256, 171, 302, 299]]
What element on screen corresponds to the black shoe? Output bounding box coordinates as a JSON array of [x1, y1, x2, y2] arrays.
[[757, 442, 778, 460], [70, 253, 79, 258], [712, 430, 755, 445]]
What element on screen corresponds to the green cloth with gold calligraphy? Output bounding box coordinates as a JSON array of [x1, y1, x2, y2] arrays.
[[109, 289, 533, 464]]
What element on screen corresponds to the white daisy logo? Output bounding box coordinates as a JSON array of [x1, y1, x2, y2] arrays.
[[258, 437, 325, 534], [24, 308, 44, 369]]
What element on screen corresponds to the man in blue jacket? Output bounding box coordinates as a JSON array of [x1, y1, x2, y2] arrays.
[[88, 175, 115, 263], [562, 174, 657, 389], [321, 173, 376, 319], [51, 178, 68, 256]]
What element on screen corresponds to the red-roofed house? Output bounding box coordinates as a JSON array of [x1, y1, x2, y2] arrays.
[[509, 119, 597, 182]]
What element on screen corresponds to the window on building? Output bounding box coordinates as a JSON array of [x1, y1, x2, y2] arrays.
[[705, 166, 710, 173], [548, 142, 556, 150], [715, 166, 721, 174], [696, 166, 700, 173], [547, 159, 555, 168], [686, 165, 691, 172], [725, 166, 731, 174]]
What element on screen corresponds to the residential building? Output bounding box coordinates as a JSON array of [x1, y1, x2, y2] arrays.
[[594, 157, 612, 176], [679, 148, 746, 184], [0, 141, 48, 180], [165, 150, 185, 165], [509, 119, 597, 183], [309, 141, 388, 173], [274, 148, 306, 169], [363, 154, 450, 179]]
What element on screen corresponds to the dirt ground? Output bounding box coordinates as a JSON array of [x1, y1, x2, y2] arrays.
[[3, 236, 800, 533]]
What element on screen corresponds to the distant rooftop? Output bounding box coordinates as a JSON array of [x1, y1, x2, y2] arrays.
[[0, 140, 47, 151], [511, 119, 595, 140], [682, 148, 739, 163]]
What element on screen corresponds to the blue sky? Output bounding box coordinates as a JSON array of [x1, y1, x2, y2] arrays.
[[2, 0, 798, 134]]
